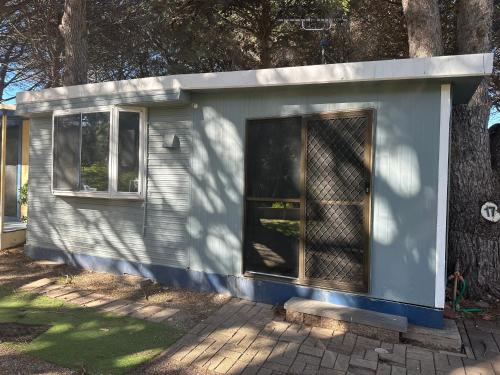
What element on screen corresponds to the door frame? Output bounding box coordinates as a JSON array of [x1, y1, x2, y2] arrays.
[[242, 108, 376, 294], [300, 109, 374, 293]]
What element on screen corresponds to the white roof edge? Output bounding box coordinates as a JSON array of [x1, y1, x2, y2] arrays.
[[0, 104, 16, 110], [17, 53, 493, 104]]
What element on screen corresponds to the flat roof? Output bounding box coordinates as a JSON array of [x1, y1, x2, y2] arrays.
[[16, 53, 493, 114], [0, 104, 16, 117]]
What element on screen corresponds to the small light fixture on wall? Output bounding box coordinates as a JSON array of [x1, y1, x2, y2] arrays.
[[163, 133, 180, 149]]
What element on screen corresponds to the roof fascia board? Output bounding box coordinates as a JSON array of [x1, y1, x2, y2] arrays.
[[16, 53, 493, 107], [15, 89, 190, 116]]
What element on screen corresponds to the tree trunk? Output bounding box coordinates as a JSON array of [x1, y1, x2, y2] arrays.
[[257, 0, 272, 68], [59, 0, 87, 86], [448, 0, 498, 298], [402, 0, 443, 57], [456, 0, 493, 54], [401, 0, 497, 298]]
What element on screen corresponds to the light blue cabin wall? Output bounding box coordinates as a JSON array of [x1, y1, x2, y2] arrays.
[[25, 80, 442, 309], [26, 106, 192, 270], [187, 82, 441, 307]]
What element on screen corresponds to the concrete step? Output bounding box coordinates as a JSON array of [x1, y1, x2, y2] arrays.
[[284, 297, 408, 343], [402, 319, 462, 352]]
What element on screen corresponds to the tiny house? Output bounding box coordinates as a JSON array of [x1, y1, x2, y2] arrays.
[[16, 54, 493, 328], [0, 104, 29, 249]]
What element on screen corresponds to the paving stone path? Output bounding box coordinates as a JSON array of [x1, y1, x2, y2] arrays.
[[19, 278, 179, 324], [158, 299, 500, 375], [18, 278, 500, 375]]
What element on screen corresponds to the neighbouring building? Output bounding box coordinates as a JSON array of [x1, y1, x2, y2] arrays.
[[0, 104, 29, 249]]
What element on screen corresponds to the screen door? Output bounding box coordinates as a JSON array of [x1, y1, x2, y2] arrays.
[[303, 112, 373, 292]]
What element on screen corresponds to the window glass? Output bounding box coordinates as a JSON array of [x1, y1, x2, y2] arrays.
[[118, 111, 140, 192], [246, 117, 301, 199], [53, 114, 81, 191], [80, 112, 110, 191], [244, 117, 302, 277], [244, 201, 299, 278], [52, 107, 143, 196]]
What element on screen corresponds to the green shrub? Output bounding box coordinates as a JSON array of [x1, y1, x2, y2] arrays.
[[81, 162, 108, 191], [18, 182, 28, 222]]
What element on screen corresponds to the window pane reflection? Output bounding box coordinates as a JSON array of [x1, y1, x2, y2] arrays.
[[246, 117, 301, 199], [80, 112, 110, 191], [53, 114, 80, 191], [244, 201, 299, 278], [118, 112, 140, 192]]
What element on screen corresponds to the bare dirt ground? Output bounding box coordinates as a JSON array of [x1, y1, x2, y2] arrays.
[[0, 247, 74, 290], [0, 345, 76, 375]]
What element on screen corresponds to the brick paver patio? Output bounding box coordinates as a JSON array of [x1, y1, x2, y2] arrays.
[[19, 278, 500, 374], [158, 299, 500, 375]]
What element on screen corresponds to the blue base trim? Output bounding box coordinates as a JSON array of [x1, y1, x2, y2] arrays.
[[25, 245, 443, 329]]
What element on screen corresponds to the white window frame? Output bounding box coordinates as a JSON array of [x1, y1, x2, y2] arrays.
[[51, 105, 147, 200]]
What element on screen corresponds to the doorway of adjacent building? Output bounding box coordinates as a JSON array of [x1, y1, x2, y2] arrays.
[[4, 122, 21, 218], [243, 109, 374, 293]]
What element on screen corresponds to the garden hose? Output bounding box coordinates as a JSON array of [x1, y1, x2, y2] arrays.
[[454, 278, 483, 313]]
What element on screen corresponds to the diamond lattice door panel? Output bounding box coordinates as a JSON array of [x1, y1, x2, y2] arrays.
[[304, 113, 372, 292]]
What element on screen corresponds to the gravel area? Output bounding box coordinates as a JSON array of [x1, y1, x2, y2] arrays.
[[130, 358, 208, 374], [0, 344, 75, 375]]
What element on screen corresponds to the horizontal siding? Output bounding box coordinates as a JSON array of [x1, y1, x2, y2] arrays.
[[143, 106, 192, 268], [27, 107, 192, 269], [27, 82, 441, 308], [188, 83, 441, 307]]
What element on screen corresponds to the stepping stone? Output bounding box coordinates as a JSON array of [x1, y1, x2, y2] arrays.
[[474, 320, 500, 335], [129, 305, 164, 320], [45, 287, 75, 298], [112, 302, 147, 316], [57, 290, 94, 302], [37, 284, 65, 294], [84, 298, 115, 308], [146, 307, 180, 323], [100, 300, 133, 313], [403, 319, 462, 352], [464, 320, 499, 360], [284, 297, 407, 343], [34, 260, 65, 266], [19, 278, 54, 291], [70, 293, 102, 306]]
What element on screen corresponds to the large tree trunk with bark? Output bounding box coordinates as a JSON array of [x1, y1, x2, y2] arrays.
[[448, 0, 498, 298], [402, 0, 498, 298], [402, 0, 443, 57], [257, 0, 272, 68], [59, 0, 87, 86]]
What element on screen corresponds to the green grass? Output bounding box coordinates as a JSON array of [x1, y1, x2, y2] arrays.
[[0, 287, 183, 374], [260, 219, 300, 237]]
